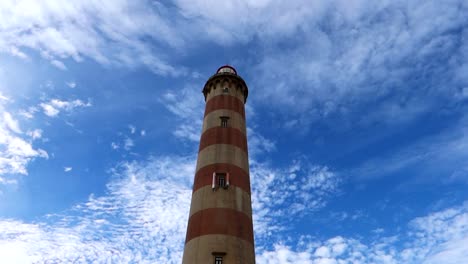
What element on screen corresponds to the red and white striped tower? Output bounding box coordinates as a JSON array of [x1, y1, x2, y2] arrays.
[[182, 65, 255, 263]]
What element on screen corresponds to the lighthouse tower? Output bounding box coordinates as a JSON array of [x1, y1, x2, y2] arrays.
[[182, 66, 255, 263]]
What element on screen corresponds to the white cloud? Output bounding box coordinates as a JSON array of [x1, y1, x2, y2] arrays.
[[0, 93, 10, 101], [173, 0, 326, 44], [0, 155, 195, 263], [423, 237, 468, 264], [0, 135, 49, 176], [65, 81, 76, 88], [239, 0, 468, 129], [172, 124, 200, 142], [0, 144, 342, 262], [50, 59, 67, 70], [49, 99, 91, 110], [40, 99, 91, 117], [7, 46, 28, 59], [248, 128, 276, 158], [64, 167, 72, 172], [352, 117, 468, 183], [251, 159, 341, 243], [1, 0, 466, 102], [257, 203, 468, 264], [111, 142, 119, 150], [160, 86, 204, 142], [123, 138, 134, 150], [129, 125, 136, 134], [0, 177, 17, 185], [315, 246, 331, 258], [0, 149, 465, 263], [40, 103, 60, 117], [26, 129, 42, 140], [3, 112, 22, 133], [0, 103, 48, 177], [0, 0, 185, 76], [18, 107, 38, 119]]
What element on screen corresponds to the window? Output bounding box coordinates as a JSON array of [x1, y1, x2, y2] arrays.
[[223, 87, 229, 94], [213, 251, 226, 263], [218, 174, 226, 188], [220, 116, 229, 128], [214, 256, 223, 264], [212, 173, 229, 191]]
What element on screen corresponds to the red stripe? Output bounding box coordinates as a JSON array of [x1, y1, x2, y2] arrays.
[[199, 127, 247, 153], [185, 208, 254, 244], [204, 95, 245, 118], [193, 163, 251, 194]]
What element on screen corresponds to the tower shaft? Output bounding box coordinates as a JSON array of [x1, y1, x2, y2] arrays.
[[182, 66, 255, 264]]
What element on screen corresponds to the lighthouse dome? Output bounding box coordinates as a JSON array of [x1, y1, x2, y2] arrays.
[[216, 65, 237, 75]]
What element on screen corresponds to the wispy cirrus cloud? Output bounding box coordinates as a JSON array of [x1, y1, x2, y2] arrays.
[[351, 116, 468, 183], [1, 0, 324, 75], [160, 85, 205, 142], [251, 159, 341, 244], [4, 0, 464, 133], [2, 112, 21, 133], [0, 95, 48, 178], [244, 0, 468, 129], [26, 129, 42, 140], [1, 151, 466, 263], [39, 99, 91, 117], [0, 0, 185, 76], [257, 202, 468, 264], [0, 155, 195, 263], [109, 125, 146, 154], [50, 59, 67, 70], [65, 81, 76, 88], [0, 144, 342, 263], [247, 128, 276, 158]]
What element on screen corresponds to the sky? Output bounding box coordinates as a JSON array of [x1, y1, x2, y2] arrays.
[[0, 0, 468, 263]]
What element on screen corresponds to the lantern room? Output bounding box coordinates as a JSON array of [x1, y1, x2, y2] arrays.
[[216, 65, 237, 75]]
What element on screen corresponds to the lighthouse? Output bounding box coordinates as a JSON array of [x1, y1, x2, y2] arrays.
[[182, 65, 255, 263]]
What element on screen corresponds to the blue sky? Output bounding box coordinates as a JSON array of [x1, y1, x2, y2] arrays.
[[1, 0, 468, 263]]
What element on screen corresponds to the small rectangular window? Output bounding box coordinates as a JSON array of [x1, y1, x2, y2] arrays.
[[215, 256, 223, 264], [218, 174, 226, 188], [213, 173, 229, 191], [220, 116, 229, 128]]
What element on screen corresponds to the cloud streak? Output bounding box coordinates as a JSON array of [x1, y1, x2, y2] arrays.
[[351, 116, 468, 184], [3, 0, 465, 133], [257, 202, 468, 264], [40, 99, 91, 117], [0, 99, 48, 178], [251, 159, 341, 244], [161, 85, 205, 142], [0, 0, 185, 76], [0, 152, 466, 263], [0, 155, 195, 263]]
